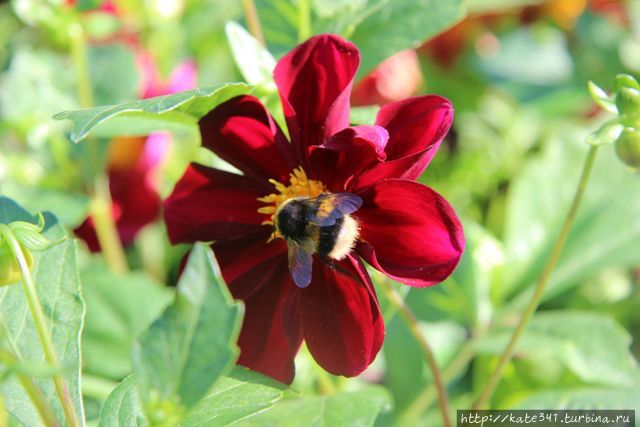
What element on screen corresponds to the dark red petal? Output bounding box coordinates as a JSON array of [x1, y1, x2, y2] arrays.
[[376, 95, 453, 161], [348, 152, 432, 191], [298, 255, 384, 377], [74, 217, 100, 252], [199, 95, 294, 185], [235, 256, 303, 384], [355, 180, 464, 287], [274, 34, 360, 162], [163, 164, 266, 244], [349, 96, 452, 189], [308, 125, 388, 190], [212, 230, 287, 300]]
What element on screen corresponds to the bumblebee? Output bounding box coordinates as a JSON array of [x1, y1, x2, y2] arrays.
[[274, 192, 362, 288]]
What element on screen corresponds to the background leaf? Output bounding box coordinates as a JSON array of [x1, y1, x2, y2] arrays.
[[180, 368, 286, 427], [82, 264, 173, 380], [0, 197, 85, 426], [131, 243, 244, 411], [502, 129, 640, 307], [225, 22, 276, 86], [350, 0, 465, 77], [98, 375, 147, 427], [235, 387, 391, 427], [474, 311, 640, 388], [515, 387, 640, 411]]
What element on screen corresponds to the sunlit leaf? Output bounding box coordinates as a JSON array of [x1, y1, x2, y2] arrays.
[[226, 22, 276, 86], [82, 264, 173, 379], [235, 387, 391, 427], [131, 243, 244, 412], [474, 311, 640, 387], [502, 129, 640, 304], [180, 368, 286, 427], [0, 197, 85, 425], [98, 375, 147, 427], [350, 0, 465, 77], [53, 83, 250, 143]]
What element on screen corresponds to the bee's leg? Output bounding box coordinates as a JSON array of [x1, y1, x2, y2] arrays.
[[319, 255, 362, 284]]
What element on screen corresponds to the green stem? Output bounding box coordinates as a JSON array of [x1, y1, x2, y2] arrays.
[[241, 0, 265, 46], [0, 350, 61, 427], [379, 281, 453, 427], [400, 340, 475, 423], [68, 21, 129, 274], [472, 145, 599, 409], [298, 0, 311, 42], [90, 179, 129, 274], [0, 226, 80, 427], [68, 22, 94, 109]]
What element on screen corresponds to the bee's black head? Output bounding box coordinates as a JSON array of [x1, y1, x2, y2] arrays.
[[275, 199, 309, 240]]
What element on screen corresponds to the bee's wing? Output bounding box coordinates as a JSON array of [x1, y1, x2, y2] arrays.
[[310, 192, 363, 227], [287, 238, 315, 288]]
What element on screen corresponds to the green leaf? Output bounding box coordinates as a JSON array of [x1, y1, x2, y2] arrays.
[[131, 243, 244, 411], [53, 83, 250, 143], [180, 368, 286, 427], [225, 22, 276, 86], [98, 375, 147, 427], [350, 0, 464, 77], [0, 197, 85, 426], [0, 47, 77, 122], [588, 81, 618, 113], [88, 44, 140, 106], [474, 311, 640, 387], [502, 129, 640, 304], [253, 0, 300, 58], [515, 387, 640, 411], [465, 0, 545, 13], [100, 368, 285, 427], [82, 263, 173, 379], [477, 27, 573, 86], [586, 121, 623, 146], [235, 387, 391, 427]]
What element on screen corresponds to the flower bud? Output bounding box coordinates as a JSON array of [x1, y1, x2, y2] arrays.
[[615, 87, 640, 125], [615, 74, 640, 92], [614, 127, 640, 168], [0, 241, 34, 286]]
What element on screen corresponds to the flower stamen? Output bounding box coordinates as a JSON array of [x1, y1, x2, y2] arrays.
[[257, 167, 327, 242]]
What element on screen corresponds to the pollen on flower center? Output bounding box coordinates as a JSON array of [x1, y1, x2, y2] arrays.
[[257, 167, 326, 240]]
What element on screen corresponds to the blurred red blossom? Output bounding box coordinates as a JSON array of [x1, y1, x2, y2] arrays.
[[163, 34, 465, 383], [351, 49, 423, 106], [75, 53, 196, 252]]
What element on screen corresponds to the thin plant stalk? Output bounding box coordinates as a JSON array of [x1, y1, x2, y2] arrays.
[[68, 22, 129, 274], [472, 145, 599, 409], [401, 340, 475, 423], [379, 280, 453, 427], [0, 350, 61, 427], [0, 226, 80, 427], [241, 0, 265, 46], [297, 0, 311, 42]]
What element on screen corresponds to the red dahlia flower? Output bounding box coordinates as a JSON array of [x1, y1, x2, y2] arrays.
[[163, 34, 464, 384]]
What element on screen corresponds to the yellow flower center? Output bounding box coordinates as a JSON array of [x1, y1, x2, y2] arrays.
[[257, 167, 326, 241]]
